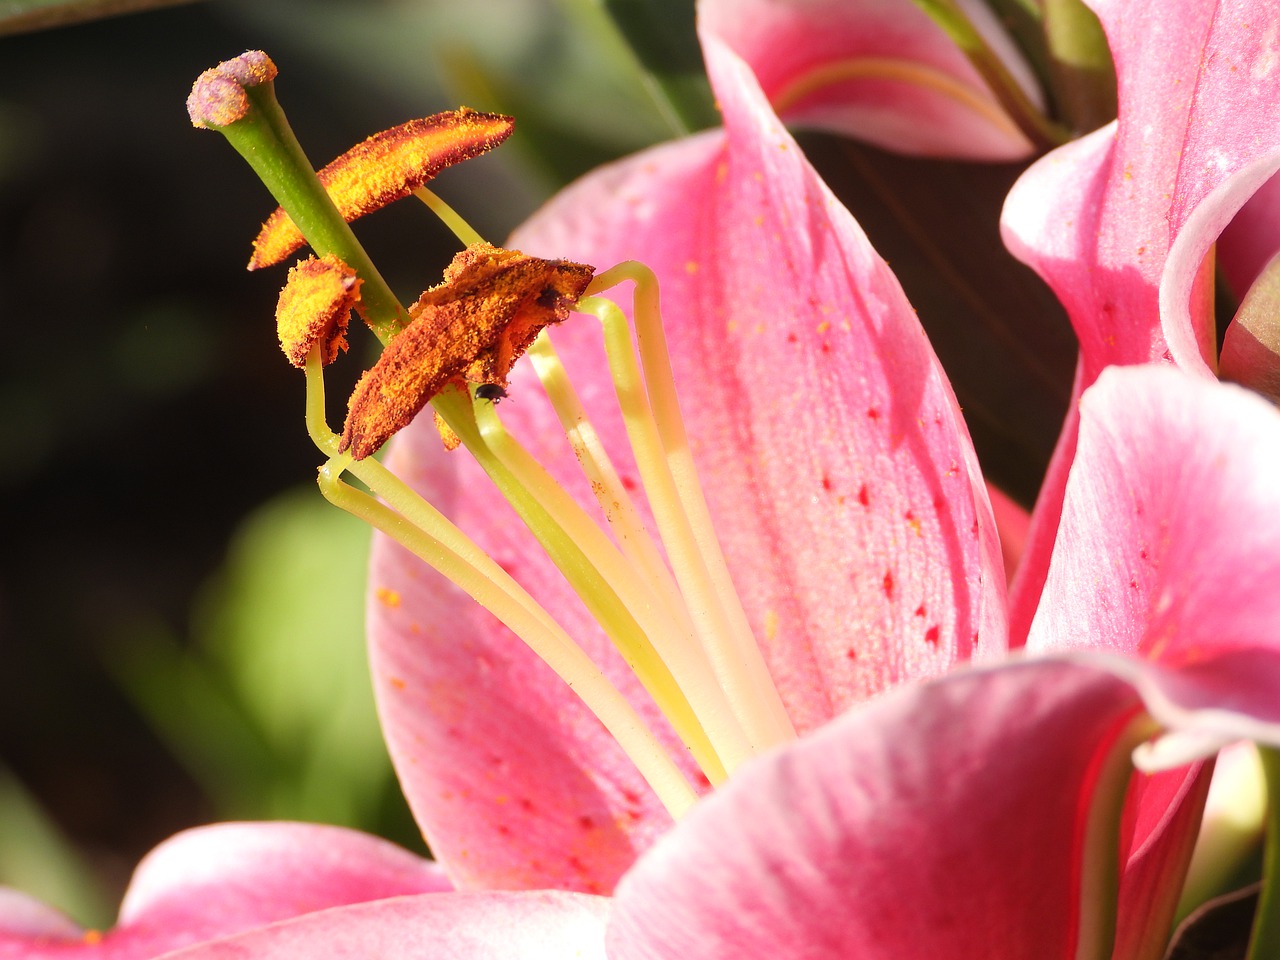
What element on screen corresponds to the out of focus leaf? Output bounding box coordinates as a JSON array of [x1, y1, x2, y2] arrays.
[[0, 0, 195, 36], [111, 488, 416, 841], [0, 766, 111, 928], [599, 0, 717, 134]]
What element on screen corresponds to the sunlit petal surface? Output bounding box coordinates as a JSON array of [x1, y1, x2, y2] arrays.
[[609, 659, 1143, 960], [158, 892, 608, 960], [367, 35, 1004, 891], [700, 0, 1038, 158]]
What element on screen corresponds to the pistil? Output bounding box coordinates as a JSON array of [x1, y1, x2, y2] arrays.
[[191, 50, 798, 818]]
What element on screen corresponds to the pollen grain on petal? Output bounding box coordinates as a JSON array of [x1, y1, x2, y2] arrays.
[[187, 50, 277, 128], [275, 254, 360, 367], [250, 109, 516, 270], [340, 242, 594, 459]]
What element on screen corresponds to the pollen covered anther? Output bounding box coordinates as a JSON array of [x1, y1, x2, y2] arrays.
[[340, 242, 594, 459], [275, 254, 361, 367], [250, 110, 516, 270]]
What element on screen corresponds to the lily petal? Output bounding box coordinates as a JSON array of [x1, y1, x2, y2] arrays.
[[0, 822, 449, 959], [608, 658, 1146, 960], [368, 34, 1005, 891], [1027, 365, 1280, 665], [158, 892, 608, 960], [1004, 0, 1280, 381], [1218, 169, 1280, 298], [1000, 0, 1280, 644], [1028, 365, 1280, 954], [699, 0, 1039, 159]]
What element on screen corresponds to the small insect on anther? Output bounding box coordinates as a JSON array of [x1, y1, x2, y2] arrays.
[[475, 383, 508, 403]]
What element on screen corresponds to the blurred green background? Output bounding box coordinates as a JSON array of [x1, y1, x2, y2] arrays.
[[0, 0, 679, 927], [0, 0, 1076, 931]]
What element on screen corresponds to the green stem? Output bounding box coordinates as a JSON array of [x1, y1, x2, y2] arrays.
[[911, 0, 1071, 149], [1042, 0, 1116, 135], [1246, 747, 1280, 960], [206, 75, 409, 341], [599, 0, 719, 135]]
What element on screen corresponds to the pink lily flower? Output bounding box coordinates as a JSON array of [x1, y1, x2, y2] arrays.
[[1000, 0, 1280, 643], [698, 0, 1044, 159], [71, 355, 1280, 960], [354, 13, 1280, 955], [366, 4, 1280, 933], [13, 4, 1280, 954], [0, 823, 450, 959]]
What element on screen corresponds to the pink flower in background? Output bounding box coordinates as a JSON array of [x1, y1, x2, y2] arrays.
[[0, 824, 450, 959], [699, 0, 1044, 159], [1000, 0, 1280, 642]]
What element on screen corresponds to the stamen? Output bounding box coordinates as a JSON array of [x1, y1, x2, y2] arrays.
[[526, 333, 689, 616], [275, 254, 360, 367], [304, 352, 698, 817], [579, 272, 795, 750], [434, 386, 734, 783], [522, 333, 757, 768], [414, 187, 486, 247], [252, 110, 514, 269], [196, 50, 800, 808], [341, 244, 594, 459]]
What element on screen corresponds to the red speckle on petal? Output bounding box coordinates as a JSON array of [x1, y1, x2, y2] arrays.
[[846, 647, 858, 660], [883, 571, 895, 598], [578, 815, 595, 831], [621, 788, 642, 805], [857, 484, 870, 507], [914, 604, 926, 618], [620, 475, 637, 492], [924, 625, 940, 644], [867, 408, 881, 421], [821, 474, 833, 491], [787, 332, 799, 344], [519, 797, 536, 813]]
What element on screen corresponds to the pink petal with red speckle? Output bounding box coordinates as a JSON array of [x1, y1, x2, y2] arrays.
[[0, 822, 448, 960], [368, 35, 1005, 892]]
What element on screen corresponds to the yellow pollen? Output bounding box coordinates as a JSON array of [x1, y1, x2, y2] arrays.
[[340, 243, 594, 459], [251, 110, 516, 270], [275, 254, 360, 367]]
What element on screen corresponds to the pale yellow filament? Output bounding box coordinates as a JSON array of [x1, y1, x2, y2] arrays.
[[588, 263, 797, 749], [771, 57, 1024, 144], [414, 187, 486, 247], [470, 398, 749, 777], [523, 332, 756, 770], [304, 349, 699, 816]]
